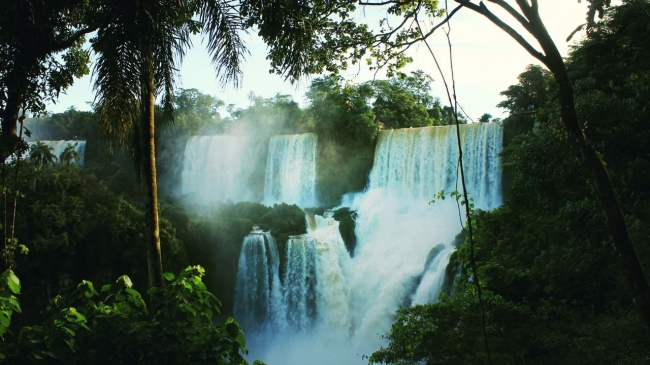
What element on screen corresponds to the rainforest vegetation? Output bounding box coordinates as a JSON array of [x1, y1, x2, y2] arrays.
[[1, 0, 649, 363], [370, 2, 650, 364]]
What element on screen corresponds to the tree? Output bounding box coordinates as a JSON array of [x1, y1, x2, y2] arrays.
[[306, 75, 377, 146], [478, 113, 492, 123], [439, 105, 467, 125], [368, 73, 435, 129], [497, 64, 551, 113], [91, 0, 246, 288], [229, 93, 308, 135], [453, 0, 650, 324], [28, 142, 57, 167], [171, 88, 225, 134], [59, 144, 81, 165], [0, 0, 97, 159]]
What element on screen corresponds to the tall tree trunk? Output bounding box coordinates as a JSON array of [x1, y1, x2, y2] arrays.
[[142, 66, 164, 288], [1, 69, 26, 138], [456, 0, 650, 325], [1, 69, 27, 162], [526, 15, 650, 325]]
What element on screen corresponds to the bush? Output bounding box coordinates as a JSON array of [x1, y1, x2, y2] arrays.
[[2, 266, 261, 365]]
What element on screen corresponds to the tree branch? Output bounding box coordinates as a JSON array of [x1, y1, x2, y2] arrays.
[[359, 0, 406, 5], [486, 0, 532, 32], [514, 0, 536, 22], [51, 25, 99, 53], [454, 0, 547, 63]]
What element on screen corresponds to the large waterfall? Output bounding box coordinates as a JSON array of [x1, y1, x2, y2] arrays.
[[180, 135, 254, 204], [236, 123, 503, 364], [179, 133, 318, 206], [263, 133, 318, 207]]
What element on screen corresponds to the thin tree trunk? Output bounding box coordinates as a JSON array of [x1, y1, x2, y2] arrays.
[[1, 70, 26, 162], [142, 67, 164, 288], [459, 0, 650, 325], [1, 75, 24, 138], [526, 16, 650, 325]]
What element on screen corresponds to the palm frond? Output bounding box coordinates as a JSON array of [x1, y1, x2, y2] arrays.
[[201, 0, 248, 88], [91, 10, 141, 146]]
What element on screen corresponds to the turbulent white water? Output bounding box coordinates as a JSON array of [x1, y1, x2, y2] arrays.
[[180, 135, 254, 204], [412, 245, 456, 305], [234, 230, 282, 332], [282, 234, 318, 331], [236, 123, 503, 364], [263, 133, 318, 207]]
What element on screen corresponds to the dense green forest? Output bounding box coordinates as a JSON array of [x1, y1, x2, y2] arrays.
[[1, 0, 649, 363], [370, 2, 650, 364]]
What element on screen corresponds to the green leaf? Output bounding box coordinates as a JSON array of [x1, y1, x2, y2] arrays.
[[116, 275, 133, 288], [64, 337, 75, 350], [147, 287, 162, 295], [6, 270, 21, 294], [125, 288, 140, 297], [225, 322, 239, 338], [0, 312, 11, 328], [163, 272, 175, 281]]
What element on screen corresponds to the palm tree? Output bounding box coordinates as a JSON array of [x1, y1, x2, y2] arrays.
[[59, 144, 81, 165], [29, 142, 57, 167], [91, 0, 246, 288]]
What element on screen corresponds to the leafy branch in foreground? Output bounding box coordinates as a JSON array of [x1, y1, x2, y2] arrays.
[[2, 266, 261, 364]]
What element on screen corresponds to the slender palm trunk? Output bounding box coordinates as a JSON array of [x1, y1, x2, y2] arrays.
[[142, 64, 164, 288]]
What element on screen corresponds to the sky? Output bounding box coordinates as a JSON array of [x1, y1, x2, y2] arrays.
[[48, 0, 589, 122]]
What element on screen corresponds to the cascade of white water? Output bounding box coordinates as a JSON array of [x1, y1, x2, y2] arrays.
[[369, 123, 502, 210], [263, 133, 318, 207], [347, 123, 502, 348], [239, 123, 503, 365], [282, 235, 318, 331], [233, 230, 282, 332], [412, 245, 456, 305], [308, 212, 352, 332], [180, 135, 253, 203]]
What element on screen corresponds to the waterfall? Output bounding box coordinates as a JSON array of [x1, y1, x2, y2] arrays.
[[180, 135, 253, 204], [349, 123, 502, 345], [234, 229, 282, 332], [271, 212, 351, 333], [13, 140, 87, 164], [411, 245, 456, 305], [237, 123, 503, 364], [263, 133, 318, 207], [45, 140, 87, 165], [282, 235, 318, 331], [307, 212, 352, 332], [369, 123, 502, 210]]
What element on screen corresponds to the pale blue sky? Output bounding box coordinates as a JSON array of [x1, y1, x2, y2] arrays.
[[49, 0, 589, 121]]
